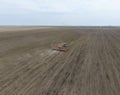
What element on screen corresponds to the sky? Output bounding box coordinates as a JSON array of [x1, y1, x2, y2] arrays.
[[0, 0, 120, 26]]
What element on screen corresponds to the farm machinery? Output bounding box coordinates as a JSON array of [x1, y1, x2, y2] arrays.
[[52, 43, 69, 52]]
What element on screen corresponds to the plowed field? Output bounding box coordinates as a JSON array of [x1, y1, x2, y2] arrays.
[[0, 27, 120, 95]]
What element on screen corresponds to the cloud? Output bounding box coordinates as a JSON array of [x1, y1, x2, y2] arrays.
[[0, 0, 120, 13], [0, 0, 120, 25], [0, 0, 74, 13]]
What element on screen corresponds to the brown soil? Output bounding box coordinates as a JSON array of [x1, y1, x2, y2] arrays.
[[0, 27, 120, 95]]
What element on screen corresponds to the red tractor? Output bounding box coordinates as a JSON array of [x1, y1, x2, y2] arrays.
[[52, 43, 69, 52]]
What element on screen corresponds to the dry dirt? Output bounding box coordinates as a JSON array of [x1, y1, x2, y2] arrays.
[[0, 26, 52, 32], [0, 27, 120, 95]]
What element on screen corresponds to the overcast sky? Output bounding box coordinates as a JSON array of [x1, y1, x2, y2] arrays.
[[0, 0, 120, 26]]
